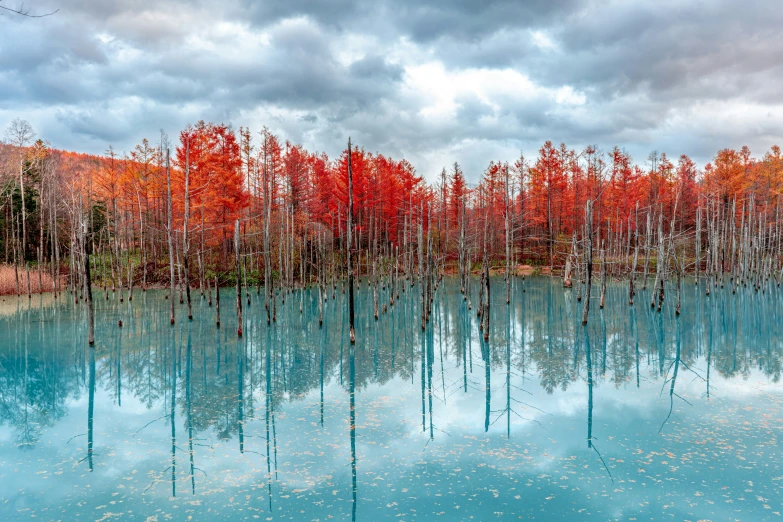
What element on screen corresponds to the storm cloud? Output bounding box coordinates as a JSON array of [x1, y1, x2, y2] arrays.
[[1, 0, 782, 180]]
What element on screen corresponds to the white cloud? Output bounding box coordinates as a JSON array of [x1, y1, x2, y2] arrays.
[[555, 86, 586, 106], [531, 30, 557, 51]]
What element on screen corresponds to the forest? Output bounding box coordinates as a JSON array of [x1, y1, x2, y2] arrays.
[[2, 117, 782, 323]]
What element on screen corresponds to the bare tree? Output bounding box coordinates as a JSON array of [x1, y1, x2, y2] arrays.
[[5, 119, 35, 293], [504, 163, 511, 304], [581, 200, 593, 325], [81, 218, 94, 345], [235, 219, 243, 337], [182, 135, 192, 320], [164, 138, 176, 325], [347, 137, 355, 344]]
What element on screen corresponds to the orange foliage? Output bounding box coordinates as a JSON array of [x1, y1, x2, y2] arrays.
[[175, 121, 248, 245], [33, 124, 783, 270]]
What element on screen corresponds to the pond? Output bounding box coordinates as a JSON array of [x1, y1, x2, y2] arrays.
[[1, 277, 782, 521]]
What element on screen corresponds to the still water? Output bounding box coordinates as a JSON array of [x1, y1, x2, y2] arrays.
[[1, 277, 782, 521]]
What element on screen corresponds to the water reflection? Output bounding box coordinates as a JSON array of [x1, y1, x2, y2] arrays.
[[1, 278, 783, 520], [349, 336, 357, 521], [170, 330, 177, 498], [86, 345, 95, 472]]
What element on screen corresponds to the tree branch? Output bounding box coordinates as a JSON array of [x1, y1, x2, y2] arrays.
[[0, 2, 59, 18]]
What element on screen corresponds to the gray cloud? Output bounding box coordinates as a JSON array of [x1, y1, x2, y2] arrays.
[[1, 0, 782, 181]]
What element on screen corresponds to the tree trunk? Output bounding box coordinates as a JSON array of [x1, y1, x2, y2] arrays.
[[166, 147, 176, 324], [347, 138, 356, 344], [581, 200, 593, 325], [83, 221, 94, 346], [183, 142, 192, 320], [235, 220, 243, 337], [215, 275, 221, 327]]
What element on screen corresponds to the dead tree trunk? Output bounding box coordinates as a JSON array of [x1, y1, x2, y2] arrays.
[[347, 137, 356, 344], [83, 221, 95, 346], [459, 197, 466, 296], [582, 200, 593, 325], [599, 241, 607, 309], [166, 146, 176, 325], [235, 220, 243, 337], [263, 140, 272, 325], [215, 275, 221, 327], [483, 251, 490, 341], [650, 211, 663, 309], [183, 140, 193, 320], [419, 204, 426, 330], [504, 164, 511, 304], [642, 210, 651, 290], [19, 155, 27, 291]]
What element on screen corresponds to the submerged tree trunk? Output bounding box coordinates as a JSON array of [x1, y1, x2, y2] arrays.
[[215, 275, 221, 327], [235, 220, 243, 337], [166, 146, 176, 325], [459, 197, 466, 295], [347, 137, 356, 344], [483, 251, 490, 341], [83, 221, 94, 346], [599, 242, 607, 309], [582, 200, 593, 325], [642, 210, 651, 290], [262, 139, 273, 325], [504, 164, 511, 304], [183, 140, 192, 320]]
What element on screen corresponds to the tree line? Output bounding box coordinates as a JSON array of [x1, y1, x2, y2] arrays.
[[2, 117, 782, 315]]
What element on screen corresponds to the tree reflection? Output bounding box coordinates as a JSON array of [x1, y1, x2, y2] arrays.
[[187, 323, 197, 494], [86, 345, 95, 471], [1, 279, 783, 501], [585, 325, 612, 482], [349, 332, 357, 521], [659, 314, 685, 433], [170, 329, 177, 497]]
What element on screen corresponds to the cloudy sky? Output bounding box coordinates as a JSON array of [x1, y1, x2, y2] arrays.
[[1, 0, 782, 181]]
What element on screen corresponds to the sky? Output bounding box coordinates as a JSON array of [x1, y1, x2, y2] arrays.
[[1, 0, 782, 182]]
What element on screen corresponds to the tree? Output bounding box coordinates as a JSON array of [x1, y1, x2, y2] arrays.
[[5, 118, 35, 263]]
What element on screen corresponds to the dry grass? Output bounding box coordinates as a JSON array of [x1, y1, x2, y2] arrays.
[[0, 264, 63, 296]]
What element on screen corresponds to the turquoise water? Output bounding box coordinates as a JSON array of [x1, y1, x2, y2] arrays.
[[1, 277, 783, 521]]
